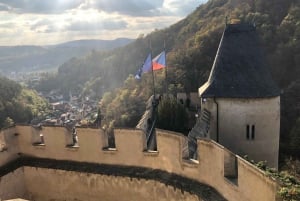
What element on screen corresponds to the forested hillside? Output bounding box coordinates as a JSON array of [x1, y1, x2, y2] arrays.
[[0, 38, 133, 75], [36, 0, 300, 156], [0, 76, 49, 128]]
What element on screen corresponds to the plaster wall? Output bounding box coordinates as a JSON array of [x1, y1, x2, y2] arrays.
[[0, 127, 19, 166], [197, 140, 240, 201], [197, 140, 278, 201], [24, 167, 200, 201], [237, 158, 278, 201], [0, 125, 279, 201], [202, 97, 280, 168], [0, 168, 27, 200], [16, 126, 106, 163]]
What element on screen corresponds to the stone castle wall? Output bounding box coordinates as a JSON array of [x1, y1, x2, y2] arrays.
[[0, 168, 27, 199], [23, 167, 200, 201], [0, 125, 279, 201]]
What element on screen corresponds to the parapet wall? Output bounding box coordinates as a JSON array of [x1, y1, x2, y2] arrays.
[[0, 168, 27, 199], [0, 126, 20, 165], [0, 125, 279, 201], [23, 166, 200, 201]]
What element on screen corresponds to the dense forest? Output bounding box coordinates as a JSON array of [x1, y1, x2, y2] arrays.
[[34, 0, 300, 156], [0, 76, 49, 128]]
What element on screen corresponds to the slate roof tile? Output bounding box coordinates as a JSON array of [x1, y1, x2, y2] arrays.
[[199, 23, 280, 98]]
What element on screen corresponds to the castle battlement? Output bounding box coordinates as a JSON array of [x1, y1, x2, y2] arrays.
[[0, 125, 279, 201]]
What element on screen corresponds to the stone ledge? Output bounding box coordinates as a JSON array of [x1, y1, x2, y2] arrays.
[[143, 150, 159, 156], [182, 159, 199, 168]]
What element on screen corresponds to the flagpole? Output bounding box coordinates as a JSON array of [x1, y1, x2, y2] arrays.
[[164, 40, 168, 96], [150, 40, 156, 100]]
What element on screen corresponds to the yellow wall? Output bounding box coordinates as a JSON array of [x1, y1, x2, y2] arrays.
[[24, 167, 200, 201], [0, 127, 20, 165], [0, 125, 279, 201], [0, 168, 27, 200]]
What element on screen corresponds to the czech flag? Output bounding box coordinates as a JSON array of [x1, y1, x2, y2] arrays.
[[142, 53, 152, 72], [135, 53, 152, 79], [152, 51, 166, 71]]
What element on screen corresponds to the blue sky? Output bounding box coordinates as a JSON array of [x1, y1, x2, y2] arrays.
[[0, 0, 207, 45]]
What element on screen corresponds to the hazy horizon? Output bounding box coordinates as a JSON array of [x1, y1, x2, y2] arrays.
[[0, 0, 208, 46], [0, 37, 134, 47]]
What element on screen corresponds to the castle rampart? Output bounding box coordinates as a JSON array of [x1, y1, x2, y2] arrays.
[[0, 125, 279, 201]]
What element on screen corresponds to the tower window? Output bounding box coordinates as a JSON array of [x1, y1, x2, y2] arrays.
[[251, 125, 255, 140], [246, 125, 250, 139], [246, 124, 255, 140]]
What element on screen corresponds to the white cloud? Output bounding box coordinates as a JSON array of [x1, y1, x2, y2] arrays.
[[0, 3, 10, 11], [0, 0, 208, 45], [67, 19, 127, 31], [87, 0, 163, 16], [0, 0, 85, 14]]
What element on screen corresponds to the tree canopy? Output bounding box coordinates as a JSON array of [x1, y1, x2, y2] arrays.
[[0, 76, 49, 128]]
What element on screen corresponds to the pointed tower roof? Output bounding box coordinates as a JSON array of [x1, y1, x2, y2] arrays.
[[199, 23, 280, 98]]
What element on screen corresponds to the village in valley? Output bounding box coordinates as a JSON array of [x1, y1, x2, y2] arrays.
[[36, 91, 100, 127]]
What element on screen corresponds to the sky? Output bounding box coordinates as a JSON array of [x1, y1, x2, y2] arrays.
[[0, 0, 207, 46]]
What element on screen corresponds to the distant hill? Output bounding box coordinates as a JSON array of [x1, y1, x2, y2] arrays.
[[0, 38, 133, 74], [54, 38, 133, 49]]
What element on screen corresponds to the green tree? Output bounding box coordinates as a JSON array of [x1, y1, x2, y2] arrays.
[[289, 117, 300, 156], [101, 75, 151, 128], [156, 96, 188, 133], [0, 76, 49, 128]]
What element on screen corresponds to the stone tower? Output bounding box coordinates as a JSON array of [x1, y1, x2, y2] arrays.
[[198, 23, 280, 168]]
